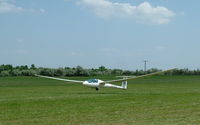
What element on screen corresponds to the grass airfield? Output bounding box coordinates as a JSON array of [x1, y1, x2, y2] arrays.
[[0, 76, 200, 125]]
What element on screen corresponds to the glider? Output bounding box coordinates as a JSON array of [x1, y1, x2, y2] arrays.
[[35, 68, 175, 91]]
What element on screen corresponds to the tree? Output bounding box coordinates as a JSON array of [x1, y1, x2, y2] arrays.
[[111, 69, 123, 75], [38, 68, 54, 76], [30, 64, 36, 69], [98, 66, 107, 72], [0, 64, 13, 71], [55, 68, 65, 76], [75, 66, 84, 76], [0, 65, 4, 72], [17, 65, 28, 70], [65, 68, 76, 76], [123, 70, 132, 75]]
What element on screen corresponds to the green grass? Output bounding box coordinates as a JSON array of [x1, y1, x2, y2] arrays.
[[1, 76, 200, 125]]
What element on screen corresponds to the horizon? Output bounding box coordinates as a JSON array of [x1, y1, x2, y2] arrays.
[[0, 64, 198, 71]]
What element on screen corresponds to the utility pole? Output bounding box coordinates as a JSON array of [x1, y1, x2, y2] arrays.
[[144, 60, 148, 74]]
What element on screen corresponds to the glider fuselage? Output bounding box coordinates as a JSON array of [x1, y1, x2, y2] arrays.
[[83, 79, 104, 87]]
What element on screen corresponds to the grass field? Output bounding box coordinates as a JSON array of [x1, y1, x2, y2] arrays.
[[0, 76, 200, 125]]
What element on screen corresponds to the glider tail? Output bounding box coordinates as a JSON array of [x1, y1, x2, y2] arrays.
[[121, 81, 127, 89]]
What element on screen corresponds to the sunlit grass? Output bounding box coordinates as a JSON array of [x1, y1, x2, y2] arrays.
[[0, 76, 200, 125]]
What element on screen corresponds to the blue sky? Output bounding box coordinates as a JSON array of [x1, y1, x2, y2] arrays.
[[0, 0, 200, 70]]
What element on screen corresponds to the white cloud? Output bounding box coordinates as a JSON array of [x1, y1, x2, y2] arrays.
[[0, 0, 23, 13], [78, 0, 175, 24], [0, 1, 45, 14]]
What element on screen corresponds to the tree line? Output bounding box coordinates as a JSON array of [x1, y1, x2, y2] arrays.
[[0, 64, 200, 77]]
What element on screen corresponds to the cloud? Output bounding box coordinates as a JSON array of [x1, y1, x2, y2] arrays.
[[0, 1, 45, 14], [77, 0, 175, 24], [0, 0, 23, 13]]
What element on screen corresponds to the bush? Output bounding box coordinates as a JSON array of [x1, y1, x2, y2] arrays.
[[21, 70, 36, 76], [11, 69, 22, 76], [0, 71, 10, 77]]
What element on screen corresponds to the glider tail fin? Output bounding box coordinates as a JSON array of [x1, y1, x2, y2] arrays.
[[121, 81, 127, 89]]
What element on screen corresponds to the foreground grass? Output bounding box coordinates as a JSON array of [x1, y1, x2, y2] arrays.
[[0, 76, 200, 125]]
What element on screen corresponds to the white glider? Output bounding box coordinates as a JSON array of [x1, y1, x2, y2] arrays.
[[35, 68, 175, 91]]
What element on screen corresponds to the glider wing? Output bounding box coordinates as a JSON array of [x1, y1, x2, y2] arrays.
[[105, 68, 176, 83], [35, 75, 84, 83]]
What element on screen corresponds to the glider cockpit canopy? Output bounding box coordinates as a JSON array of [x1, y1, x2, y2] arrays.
[[87, 79, 98, 83]]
